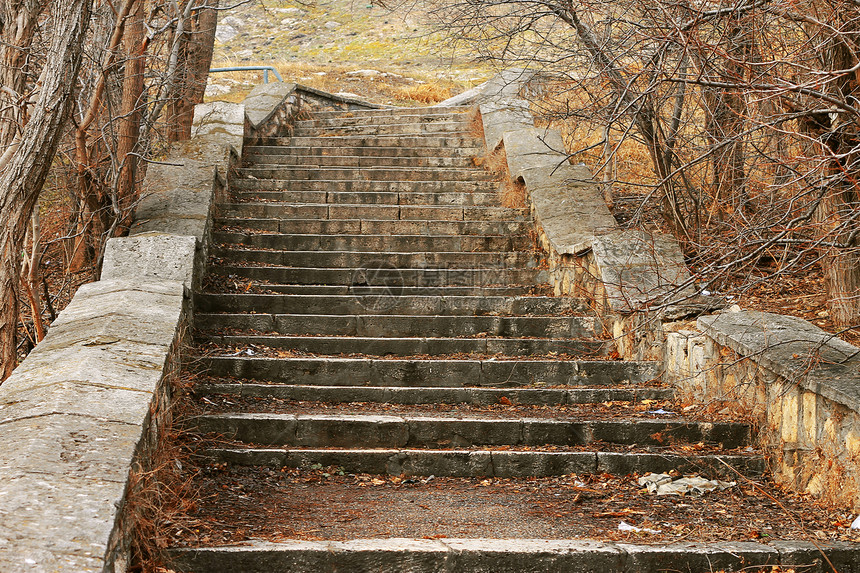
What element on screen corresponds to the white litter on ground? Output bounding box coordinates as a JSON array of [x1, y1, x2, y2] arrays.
[[638, 473, 736, 496]]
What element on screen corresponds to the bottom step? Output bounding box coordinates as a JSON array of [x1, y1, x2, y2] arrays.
[[168, 538, 860, 573], [208, 448, 764, 478]]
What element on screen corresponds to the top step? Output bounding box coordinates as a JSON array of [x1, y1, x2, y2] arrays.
[[296, 112, 470, 129], [310, 106, 470, 119]]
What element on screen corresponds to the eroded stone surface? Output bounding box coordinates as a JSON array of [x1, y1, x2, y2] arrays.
[[502, 127, 567, 180], [244, 82, 297, 129], [192, 101, 245, 157], [592, 229, 695, 312], [102, 234, 197, 289]]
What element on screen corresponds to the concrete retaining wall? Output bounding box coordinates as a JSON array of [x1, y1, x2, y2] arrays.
[[0, 82, 315, 572], [478, 70, 860, 510]]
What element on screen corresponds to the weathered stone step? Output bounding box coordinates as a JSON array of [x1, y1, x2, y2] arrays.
[[235, 285, 545, 296], [295, 111, 468, 128], [229, 178, 498, 193], [309, 105, 469, 119], [292, 122, 470, 137], [243, 153, 476, 169], [214, 218, 529, 236], [266, 135, 481, 148], [236, 166, 492, 182], [211, 249, 538, 269], [228, 190, 502, 206], [193, 413, 751, 449], [196, 294, 585, 316], [244, 145, 482, 158], [204, 447, 765, 479], [200, 335, 607, 357], [196, 383, 674, 406], [211, 232, 526, 252], [196, 314, 598, 339], [168, 538, 860, 573], [209, 265, 548, 287], [201, 357, 658, 387], [219, 203, 523, 222]]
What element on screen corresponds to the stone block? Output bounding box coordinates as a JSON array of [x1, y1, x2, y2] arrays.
[[0, 382, 154, 427], [192, 101, 245, 157], [591, 229, 695, 312], [0, 473, 126, 569], [502, 127, 568, 180], [619, 541, 777, 572], [445, 538, 625, 573], [0, 415, 141, 480], [101, 234, 197, 290], [522, 164, 616, 255], [243, 82, 297, 130], [330, 538, 449, 571], [479, 100, 534, 151], [131, 158, 217, 239]]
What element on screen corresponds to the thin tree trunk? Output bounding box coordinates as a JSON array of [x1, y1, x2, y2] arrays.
[[168, 0, 219, 141], [0, 0, 92, 379], [115, 0, 145, 232]]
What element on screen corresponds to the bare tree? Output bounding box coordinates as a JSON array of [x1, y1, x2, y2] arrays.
[[0, 0, 92, 379], [427, 0, 860, 329]]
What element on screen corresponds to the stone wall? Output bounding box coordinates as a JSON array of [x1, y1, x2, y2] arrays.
[[0, 82, 312, 572], [477, 70, 860, 510]]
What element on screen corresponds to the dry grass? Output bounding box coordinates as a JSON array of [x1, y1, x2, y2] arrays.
[[125, 351, 203, 572], [468, 108, 485, 141], [474, 145, 528, 209], [206, 60, 473, 106], [396, 83, 451, 104]]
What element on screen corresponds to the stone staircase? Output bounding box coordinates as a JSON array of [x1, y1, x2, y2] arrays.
[[167, 106, 777, 571]]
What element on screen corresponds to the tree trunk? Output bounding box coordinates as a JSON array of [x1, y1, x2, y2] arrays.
[[115, 0, 146, 233], [168, 0, 219, 142], [816, 16, 860, 328], [0, 0, 92, 379]]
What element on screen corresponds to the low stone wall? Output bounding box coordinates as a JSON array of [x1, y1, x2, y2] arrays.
[[476, 70, 860, 510], [0, 82, 314, 572], [666, 310, 860, 510]]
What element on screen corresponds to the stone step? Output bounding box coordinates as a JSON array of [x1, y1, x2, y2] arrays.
[[199, 357, 660, 387], [203, 447, 765, 479], [309, 105, 469, 119], [236, 166, 492, 182], [219, 203, 523, 221], [195, 383, 674, 406], [264, 135, 481, 148], [199, 335, 607, 357], [196, 314, 599, 339], [229, 178, 498, 193], [208, 265, 548, 287], [295, 111, 469, 128], [214, 218, 530, 236], [244, 145, 482, 158], [231, 285, 546, 296], [211, 232, 527, 252], [193, 413, 751, 449], [211, 248, 539, 269], [292, 122, 470, 137], [227, 190, 503, 206], [195, 294, 586, 316], [168, 538, 856, 573], [243, 153, 477, 169]]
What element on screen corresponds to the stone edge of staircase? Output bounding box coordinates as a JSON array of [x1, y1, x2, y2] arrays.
[[482, 70, 860, 512], [167, 537, 859, 573], [0, 82, 343, 572]]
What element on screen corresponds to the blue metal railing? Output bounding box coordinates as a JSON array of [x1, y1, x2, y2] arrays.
[[209, 65, 284, 83]]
